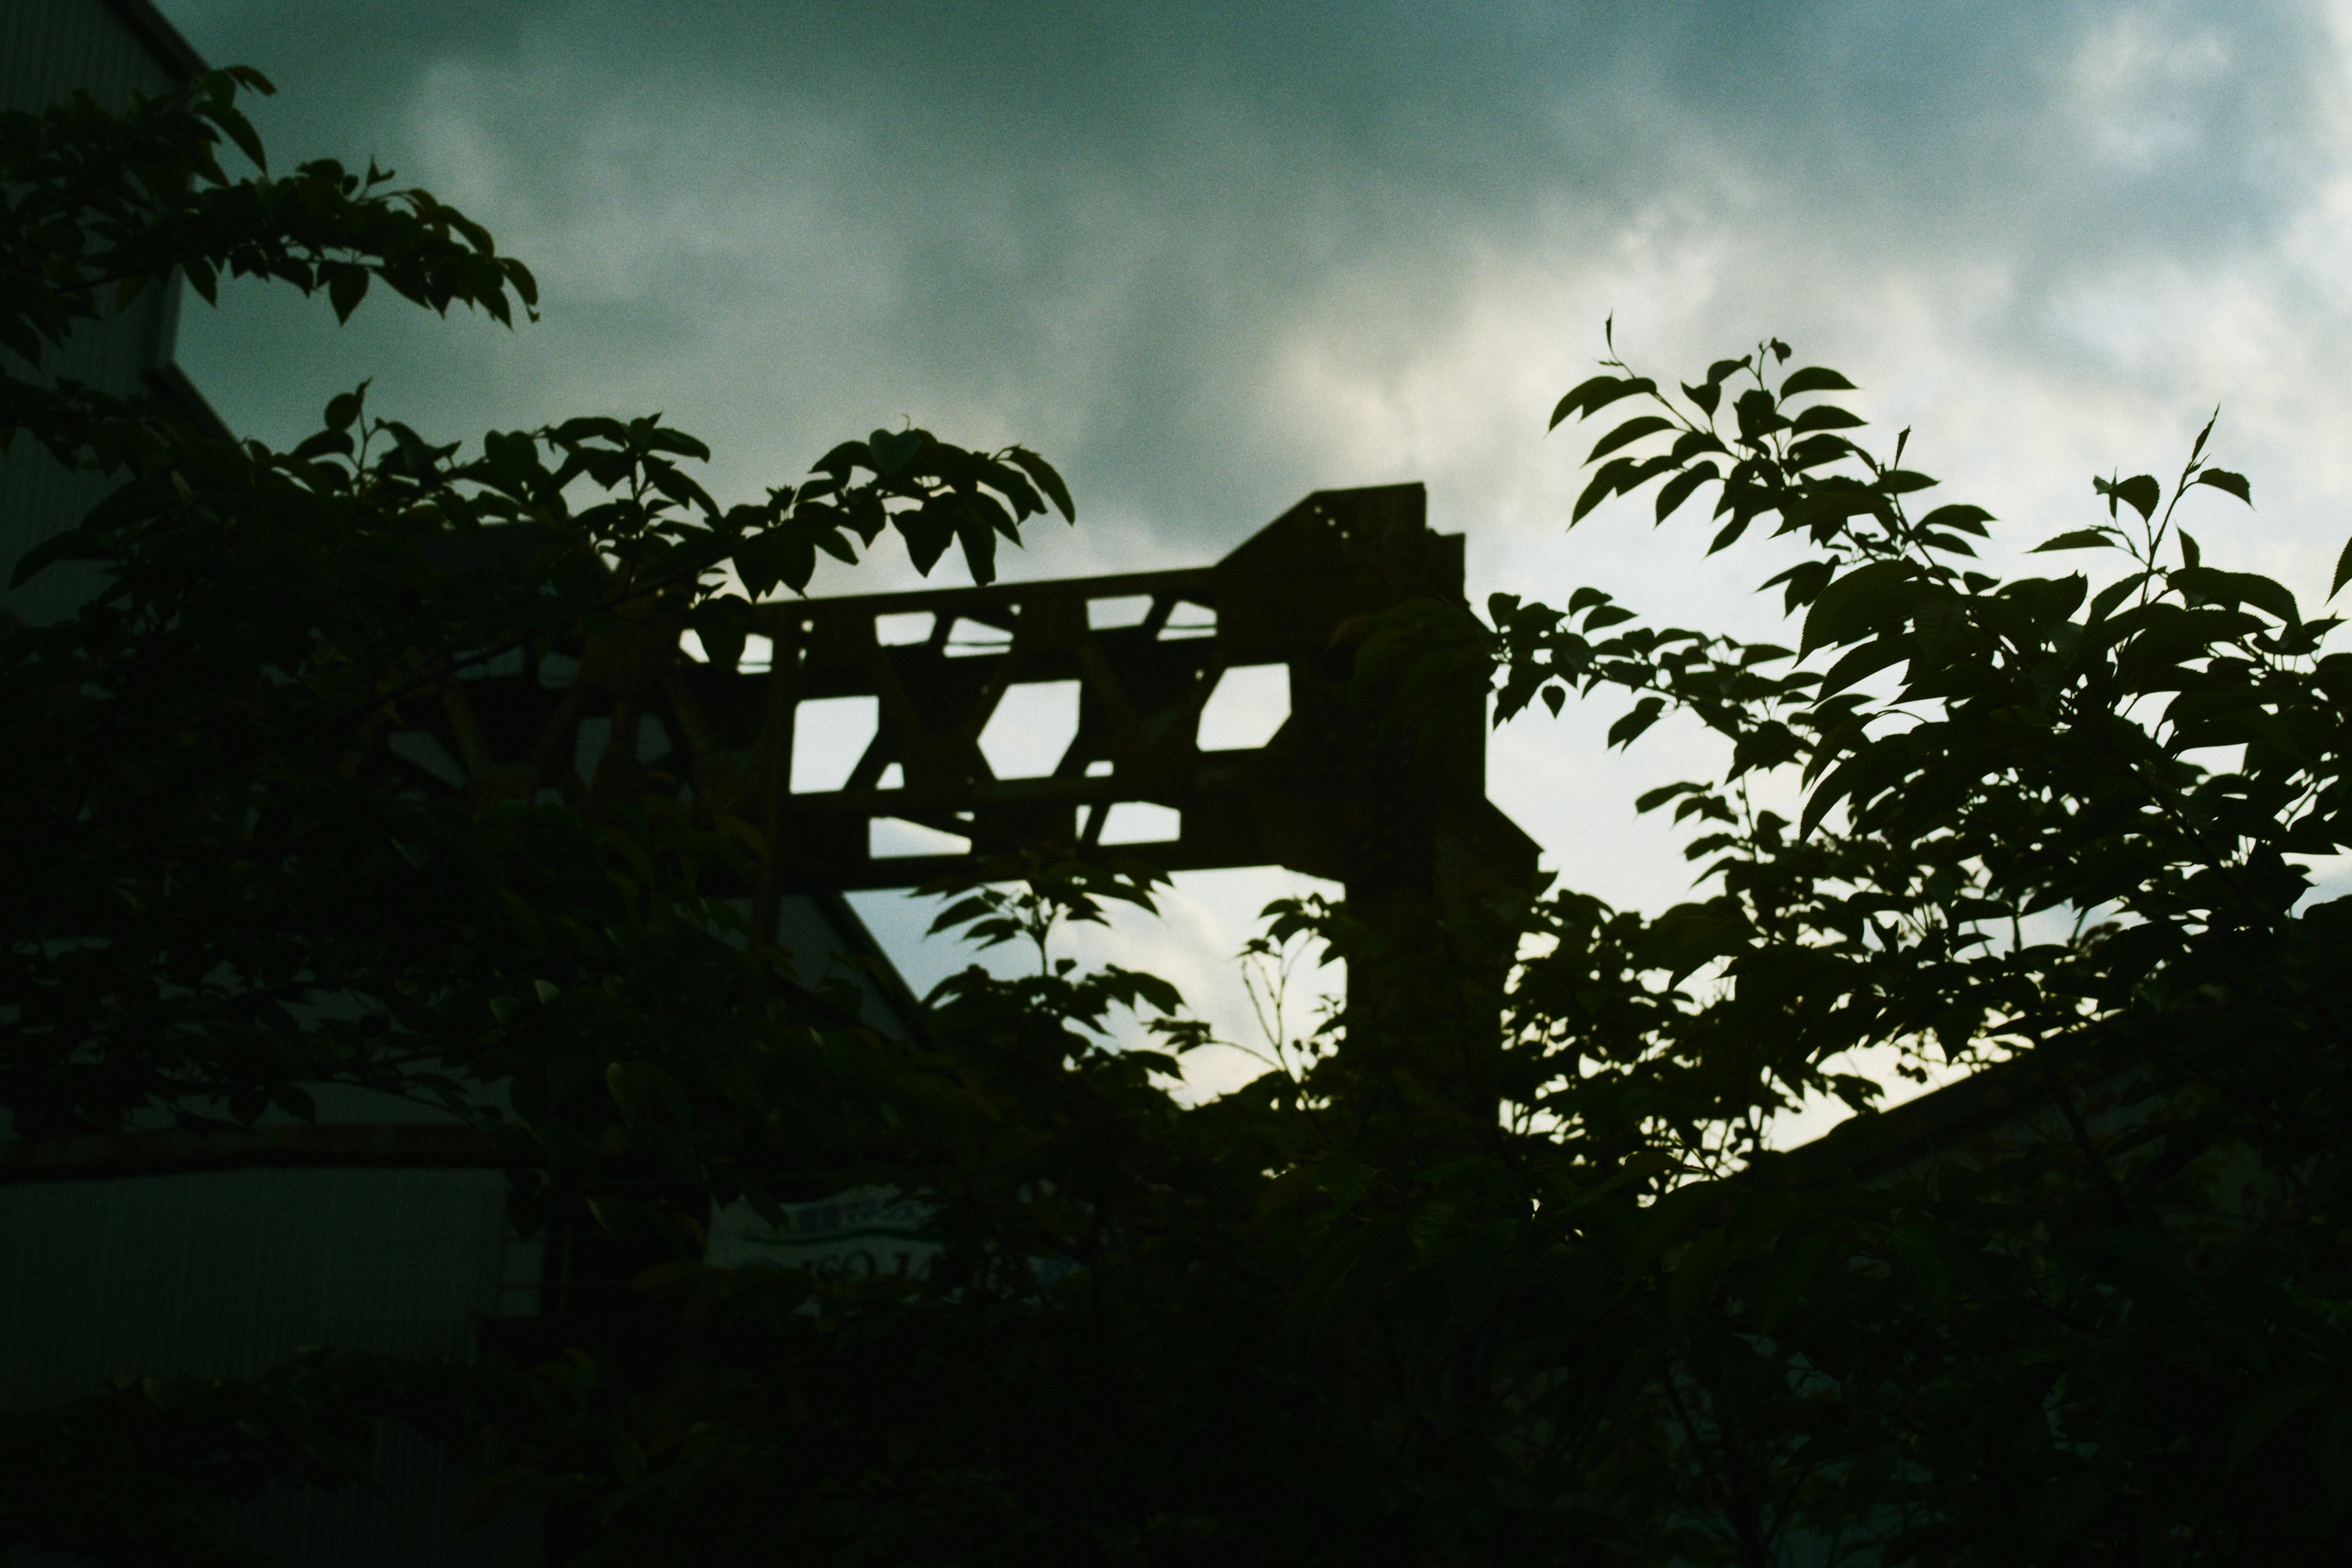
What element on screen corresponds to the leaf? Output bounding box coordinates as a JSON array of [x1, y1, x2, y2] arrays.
[[2333, 534, 2352, 600], [213, 99, 268, 170], [893, 507, 954, 576], [1654, 464, 1716, 524], [1889, 1225, 1950, 1311], [606, 1060, 649, 1123], [1669, 428, 1728, 462], [1817, 636, 1907, 700], [1635, 782, 1700, 814], [1800, 560, 1915, 657], [647, 461, 717, 517], [812, 439, 872, 477], [1570, 462, 1627, 525], [1005, 445, 1076, 522], [1607, 696, 1665, 748], [730, 531, 802, 599], [7, 518, 96, 587], [2315, 1408, 2352, 1512], [1587, 415, 1675, 464], [1749, 1231, 1832, 1330], [1316, 1157, 1378, 1215], [954, 502, 1001, 585], [1769, 558, 1834, 614], [2095, 473, 2162, 522], [1789, 404, 1866, 434], [2031, 530, 2116, 553], [1548, 375, 1654, 430], [1733, 387, 1785, 441], [1781, 366, 1857, 398], [553, 415, 630, 447], [325, 263, 369, 323], [111, 273, 151, 316], [1256, 1164, 1319, 1218], [2194, 468, 2252, 505], [1550, 377, 1615, 429], [926, 894, 1001, 937], [1445, 1221, 1517, 1329], [2174, 566, 2301, 625], [1781, 488, 1891, 540], [1286, 1216, 1412, 1343], [2089, 572, 2152, 622], [1918, 502, 1993, 537], [691, 603, 754, 678], [867, 426, 925, 478], [2226, 1385, 2328, 1473], [639, 426, 714, 461], [1407, 1199, 1460, 1256], [1668, 1229, 1728, 1327], [2026, 1471, 2104, 1550]]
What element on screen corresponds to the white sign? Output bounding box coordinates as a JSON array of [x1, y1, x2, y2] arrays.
[[704, 1186, 938, 1280]]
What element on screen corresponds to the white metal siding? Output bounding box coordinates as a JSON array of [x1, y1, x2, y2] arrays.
[[0, 1167, 543, 1564]]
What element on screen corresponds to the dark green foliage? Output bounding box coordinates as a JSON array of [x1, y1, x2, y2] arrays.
[[1477, 341, 2352, 1565], [9, 72, 2352, 1568]]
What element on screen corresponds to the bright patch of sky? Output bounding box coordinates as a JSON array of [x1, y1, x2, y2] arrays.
[[161, 0, 2352, 1139]]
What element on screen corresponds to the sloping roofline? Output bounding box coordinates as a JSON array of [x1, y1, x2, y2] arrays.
[[100, 0, 208, 85]]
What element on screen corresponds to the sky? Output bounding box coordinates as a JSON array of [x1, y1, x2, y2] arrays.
[[157, 0, 2352, 1135]]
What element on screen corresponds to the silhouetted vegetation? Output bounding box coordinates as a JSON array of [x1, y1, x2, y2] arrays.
[[9, 70, 2352, 1567]]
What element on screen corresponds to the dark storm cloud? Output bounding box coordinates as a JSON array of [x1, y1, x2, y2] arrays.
[[160, 0, 2339, 577]]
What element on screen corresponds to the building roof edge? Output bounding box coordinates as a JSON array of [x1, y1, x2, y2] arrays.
[[100, 0, 210, 86]]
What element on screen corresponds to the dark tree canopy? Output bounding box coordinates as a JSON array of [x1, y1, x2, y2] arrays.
[[7, 72, 2352, 1568]]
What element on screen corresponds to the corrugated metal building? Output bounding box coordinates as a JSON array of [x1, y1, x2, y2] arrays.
[[1, 7, 925, 1560], [1, 0, 214, 628]]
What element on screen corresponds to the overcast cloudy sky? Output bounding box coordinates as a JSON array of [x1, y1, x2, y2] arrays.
[[157, 0, 2352, 1122]]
